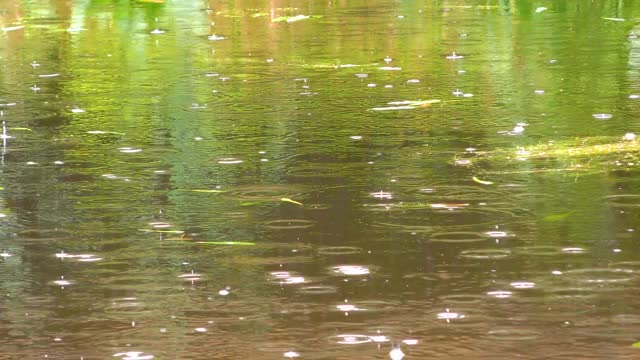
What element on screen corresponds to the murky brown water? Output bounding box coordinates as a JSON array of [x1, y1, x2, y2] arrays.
[[2, 0, 640, 358]]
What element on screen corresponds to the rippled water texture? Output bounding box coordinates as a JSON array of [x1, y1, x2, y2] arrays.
[[3, 0, 640, 358]]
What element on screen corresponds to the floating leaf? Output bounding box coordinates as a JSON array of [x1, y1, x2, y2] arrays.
[[543, 211, 574, 222], [0, 187, 4, 190], [191, 189, 225, 193], [281, 197, 303, 206], [472, 176, 494, 185], [632, 341, 640, 348], [9, 127, 32, 131], [197, 241, 256, 246]]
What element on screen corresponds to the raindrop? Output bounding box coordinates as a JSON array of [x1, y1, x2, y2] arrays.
[[446, 52, 464, 60], [218, 158, 243, 164], [629, 94, 640, 99], [389, 344, 404, 360], [329, 334, 372, 345], [208, 34, 226, 41], [218, 287, 230, 296], [51, 276, 73, 287], [113, 352, 154, 360], [437, 309, 464, 320], [487, 290, 513, 298], [592, 113, 613, 120], [510, 281, 535, 289], [370, 191, 393, 199], [459, 249, 512, 259], [331, 265, 370, 276], [284, 351, 300, 358]]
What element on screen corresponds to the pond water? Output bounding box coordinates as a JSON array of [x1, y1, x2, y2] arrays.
[[2, 0, 640, 358]]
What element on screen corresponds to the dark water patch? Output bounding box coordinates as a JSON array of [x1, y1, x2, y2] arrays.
[[261, 219, 316, 230], [560, 268, 637, 285], [438, 294, 485, 306], [317, 246, 363, 256], [604, 194, 640, 208], [17, 228, 73, 240], [222, 184, 306, 201], [430, 231, 493, 244], [486, 327, 542, 341]]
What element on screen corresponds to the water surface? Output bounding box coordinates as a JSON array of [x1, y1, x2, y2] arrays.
[[2, 0, 640, 358]]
